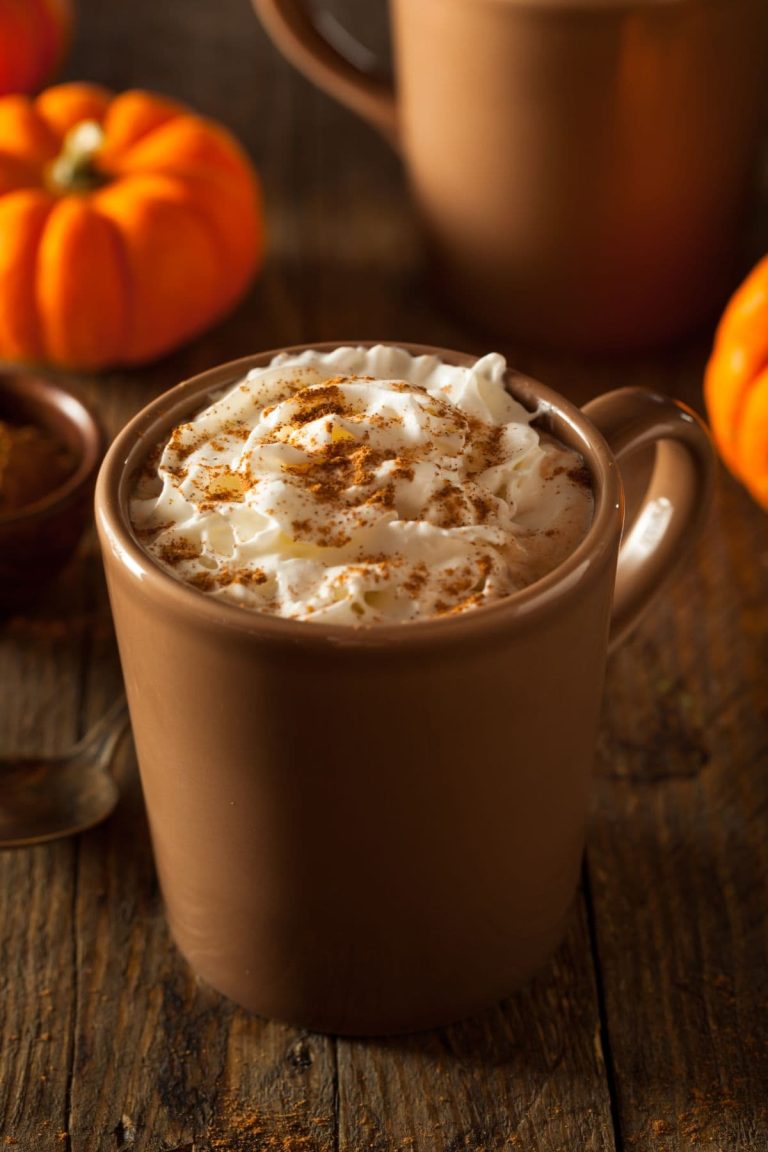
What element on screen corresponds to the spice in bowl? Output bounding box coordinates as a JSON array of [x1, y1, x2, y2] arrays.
[[0, 372, 103, 611], [0, 418, 77, 514]]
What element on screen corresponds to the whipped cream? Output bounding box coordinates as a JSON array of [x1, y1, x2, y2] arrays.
[[130, 346, 592, 625]]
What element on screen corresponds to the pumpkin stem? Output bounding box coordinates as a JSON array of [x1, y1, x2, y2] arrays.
[[46, 120, 108, 195]]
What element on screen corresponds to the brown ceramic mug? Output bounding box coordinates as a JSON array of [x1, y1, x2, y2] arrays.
[[95, 343, 713, 1034], [252, 0, 768, 350]]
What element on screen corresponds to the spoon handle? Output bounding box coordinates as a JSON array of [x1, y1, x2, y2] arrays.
[[71, 694, 131, 764]]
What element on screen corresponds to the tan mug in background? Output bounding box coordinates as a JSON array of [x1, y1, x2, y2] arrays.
[[96, 344, 714, 1035], [252, 0, 768, 351]]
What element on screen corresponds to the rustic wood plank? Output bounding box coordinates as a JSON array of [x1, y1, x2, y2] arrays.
[[588, 459, 768, 1150], [0, 571, 90, 1148], [0, 841, 75, 1150], [337, 902, 617, 1152]]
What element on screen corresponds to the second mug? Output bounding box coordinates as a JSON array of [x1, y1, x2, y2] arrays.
[[253, 0, 768, 351]]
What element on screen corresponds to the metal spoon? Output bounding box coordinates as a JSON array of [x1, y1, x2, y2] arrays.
[[0, 695, 130, 847]]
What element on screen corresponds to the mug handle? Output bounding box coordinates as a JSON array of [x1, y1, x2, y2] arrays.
[[582, 388, 714, 651], [252, 0, 399, 145]]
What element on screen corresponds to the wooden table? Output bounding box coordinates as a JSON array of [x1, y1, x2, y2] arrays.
[[2, 2, 767, 1148]]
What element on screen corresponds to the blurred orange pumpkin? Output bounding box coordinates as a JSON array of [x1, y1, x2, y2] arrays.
[[0, 82, 264, 369], [0, 0, 72, 96], [704, 254, 768, 510]]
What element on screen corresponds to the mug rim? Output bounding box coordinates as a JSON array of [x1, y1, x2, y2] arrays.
[[95, 341, 622, 650]]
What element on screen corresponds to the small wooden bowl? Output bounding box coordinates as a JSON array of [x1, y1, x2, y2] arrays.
[[0, 372, 103, 612]]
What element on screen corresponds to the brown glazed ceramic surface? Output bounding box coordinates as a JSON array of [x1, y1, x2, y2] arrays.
[[252, 0, 768, 351], [0, 373, 103, 611], [95, 344, 713, 1034]]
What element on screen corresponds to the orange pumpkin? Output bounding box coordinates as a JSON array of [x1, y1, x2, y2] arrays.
[[0, 82, 264, 369], [704, 254, 768, 510], [0, 0, 71, 96]]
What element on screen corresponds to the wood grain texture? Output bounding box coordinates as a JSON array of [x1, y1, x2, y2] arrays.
[[0, 570, 87, 1151], [588, 472, 768, 1152], [337, 904, 615, 1152], [0, 0, 765, 1149]]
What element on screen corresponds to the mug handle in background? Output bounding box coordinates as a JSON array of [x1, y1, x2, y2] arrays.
[[252, 0, 399, 145], [582, 389, 715, 652]]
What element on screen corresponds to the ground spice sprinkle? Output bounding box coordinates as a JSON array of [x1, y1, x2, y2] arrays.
[[129, 351, 594, 623]]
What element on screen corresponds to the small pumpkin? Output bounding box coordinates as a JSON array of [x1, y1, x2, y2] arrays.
[[0, 82, 264, 369], [0, 0, 72, 96], [704, 254, 768, 510]]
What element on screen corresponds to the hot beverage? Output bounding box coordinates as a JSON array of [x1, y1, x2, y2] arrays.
[[130, 346, 593, 623]]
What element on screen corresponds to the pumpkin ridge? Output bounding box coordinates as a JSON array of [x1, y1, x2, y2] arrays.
[[94, 204, 134, 364], [100, 90, 187, 160], [0, 188, 54, 362], [727, 346, 768, 432], [82, 200, 134, 367], [36, 196, 131, 368], [705, 253, 768, 510], [104, 115, 251, 183], [0, 93, 59, 165], [99, 162, 262, 288], [732, 350, 768, 459], [734, 366, 768, 508], [708, 294, 768, 469], [172, 191, 256, 312], [92, 176, 229, 363], [704, 361, 746, 471], [127, 169, 263, 291]]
